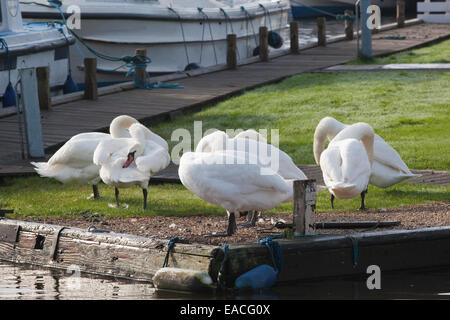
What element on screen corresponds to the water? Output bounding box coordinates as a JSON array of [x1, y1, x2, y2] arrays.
[[1, 261, 450, 300]]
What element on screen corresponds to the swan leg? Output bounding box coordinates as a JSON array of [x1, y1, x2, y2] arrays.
[[142, 188, 148, 210], [115, 187, 120, 207], [238, 210, 258, 228], [227, 211, 237, 236], [359, 188, 368, 211], [330, 194, 335, 209], [92, 185, 100, 199]]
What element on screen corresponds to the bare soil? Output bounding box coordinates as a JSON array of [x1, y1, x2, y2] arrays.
[[22, 201, 450, 246]]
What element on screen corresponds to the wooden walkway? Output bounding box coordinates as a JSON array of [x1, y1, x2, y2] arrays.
[[0, 22, 449, 183]]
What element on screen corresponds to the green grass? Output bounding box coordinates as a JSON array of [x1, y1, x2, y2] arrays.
[[156, 71, 450, 170], [1, 177, 448, 219], [348, 39, 450, 65], [1, 70, 449, 219]]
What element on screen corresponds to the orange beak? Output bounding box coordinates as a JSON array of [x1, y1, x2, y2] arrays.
[[122, 152, 135, 168]]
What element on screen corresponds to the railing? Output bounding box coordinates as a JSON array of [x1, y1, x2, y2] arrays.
[[417, 1, 450, 24]]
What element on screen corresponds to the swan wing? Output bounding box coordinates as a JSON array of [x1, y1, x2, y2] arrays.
[[48, 133, 109, 168], [373, 135, 412, 174], [135, 142, 171, 174]]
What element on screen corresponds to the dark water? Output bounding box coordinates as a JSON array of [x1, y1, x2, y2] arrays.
[[1, 261, 450, 300]]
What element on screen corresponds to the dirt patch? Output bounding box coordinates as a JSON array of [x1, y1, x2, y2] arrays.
[[23, 201, 450, 246]]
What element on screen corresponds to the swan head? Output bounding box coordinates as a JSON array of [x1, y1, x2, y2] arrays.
[[122, 142, 145, 168], [195, 130, 228, 153], [313, 117, 346, 165]]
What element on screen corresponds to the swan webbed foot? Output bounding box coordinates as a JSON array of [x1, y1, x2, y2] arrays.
[[238, 211, 258, 228], [142, 188, 148, 210], [330, 194, 335, 209], [92, 185, 101, 199], [115, 187, 120, 207]]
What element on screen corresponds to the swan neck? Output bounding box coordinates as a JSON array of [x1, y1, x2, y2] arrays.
[[313, 117, 345, 164], [110, 116, 138, 138]]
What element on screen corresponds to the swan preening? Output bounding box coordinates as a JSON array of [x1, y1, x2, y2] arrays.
[[314, 116, 418, 209], [93, 123, 170, 209], [314, 116, 418, 188], [31, 115, 139, 198], [179, 150, 295, 236], [178, 129, 306, 236], [319, 122, 374, 210]]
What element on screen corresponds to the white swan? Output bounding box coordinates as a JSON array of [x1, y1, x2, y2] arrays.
[[319, 122, 375, 210], [179, 150, 293, 236], [93, 123, 170, 209], [31, 115, 138, 198], [195, 130, 307, 180], [314, 116, 419, 188]]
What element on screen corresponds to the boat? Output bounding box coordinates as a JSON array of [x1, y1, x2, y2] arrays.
[[20, 0, 291, 83], [290, 0, 396, 19], [0, 0, 74, 108]]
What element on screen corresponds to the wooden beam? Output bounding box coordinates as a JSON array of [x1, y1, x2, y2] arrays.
[[397, 0, 406, 28], [317, 17, 326, 46], [83, 58, 98, 100], [134, 48, 148, 85], [227, 34, 237, 69], [36, 66, 51, 111], [290, 21, 299, 54], [293, 179, 316, 236], [259, 26, 269, 62], [344, 10, 354, 40]]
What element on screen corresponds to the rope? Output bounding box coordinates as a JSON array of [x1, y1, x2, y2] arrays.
[[220, 8, 241, 60], [162, 237, 180, 268], [258, 235, 284, 273], [259, 4, 273, 30], [198, 8, 218, 66], [348, 236, 359, 266], [0, 39, 12, 84], [168, 7, 190, 66], [217, 244, 229, 289], [241, 6, 259, 56]]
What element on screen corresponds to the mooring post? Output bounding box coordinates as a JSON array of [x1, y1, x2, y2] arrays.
[[290, 21, 299, 54], [36, 66, 51, 111], [227, 34, 237, 69], [360, 0, 372, 59], [259, 26, 269, 62], [135, 48, 148, 85], [84, 58, 98, 100], [293, 179, 316, 235], [344, 10, 354, 40], [19, 68, 45, 158], [396, 0, 405, 28], [317, 17, 326, 46]]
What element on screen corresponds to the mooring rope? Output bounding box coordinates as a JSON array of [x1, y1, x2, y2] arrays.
[[220, 8, 241, 60], [198, 8, 218, 66], [162, 237, 181, 268], [217, 244, 229, 289], [258, 235, 284, 273], [348, 236, 359, 266], [168, 7, 191, 66]]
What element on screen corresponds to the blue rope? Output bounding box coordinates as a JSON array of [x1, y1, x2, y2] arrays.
[[349, 236, 359, 266], [198, 8, 218, 66], [162, 237, 181, 268], [217, 244, 229, 288], [258, 235, 284, 273]]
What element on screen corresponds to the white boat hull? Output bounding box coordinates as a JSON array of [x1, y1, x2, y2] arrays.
[[21, 0, 291, 83]]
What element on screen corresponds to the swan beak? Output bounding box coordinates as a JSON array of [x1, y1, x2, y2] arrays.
[[122, 152, 135, 168]]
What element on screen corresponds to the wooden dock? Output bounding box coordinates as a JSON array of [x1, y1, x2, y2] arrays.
[[0, 21, 449, 172], [1, 218, 450, 290]]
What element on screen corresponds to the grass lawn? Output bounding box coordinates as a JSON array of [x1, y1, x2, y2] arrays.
[[348, 39, 450, 65], [1, 177, 448, 218], [1, 70, 449, 219]]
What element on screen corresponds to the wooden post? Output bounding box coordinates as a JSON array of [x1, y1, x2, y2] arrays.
[[317, 17, 326, 46], [227, 34, 237, 69], [344, 10, 354, 40], [36, 66, 51, 110], [396, 0, 405, 28], [19, 68, 45, 158], [259, 26, 269, 62], [290, 21, 299, 54], [293, 179, 316, 235], [134, 48, 148, 85], [84, 58, 98, 100]]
